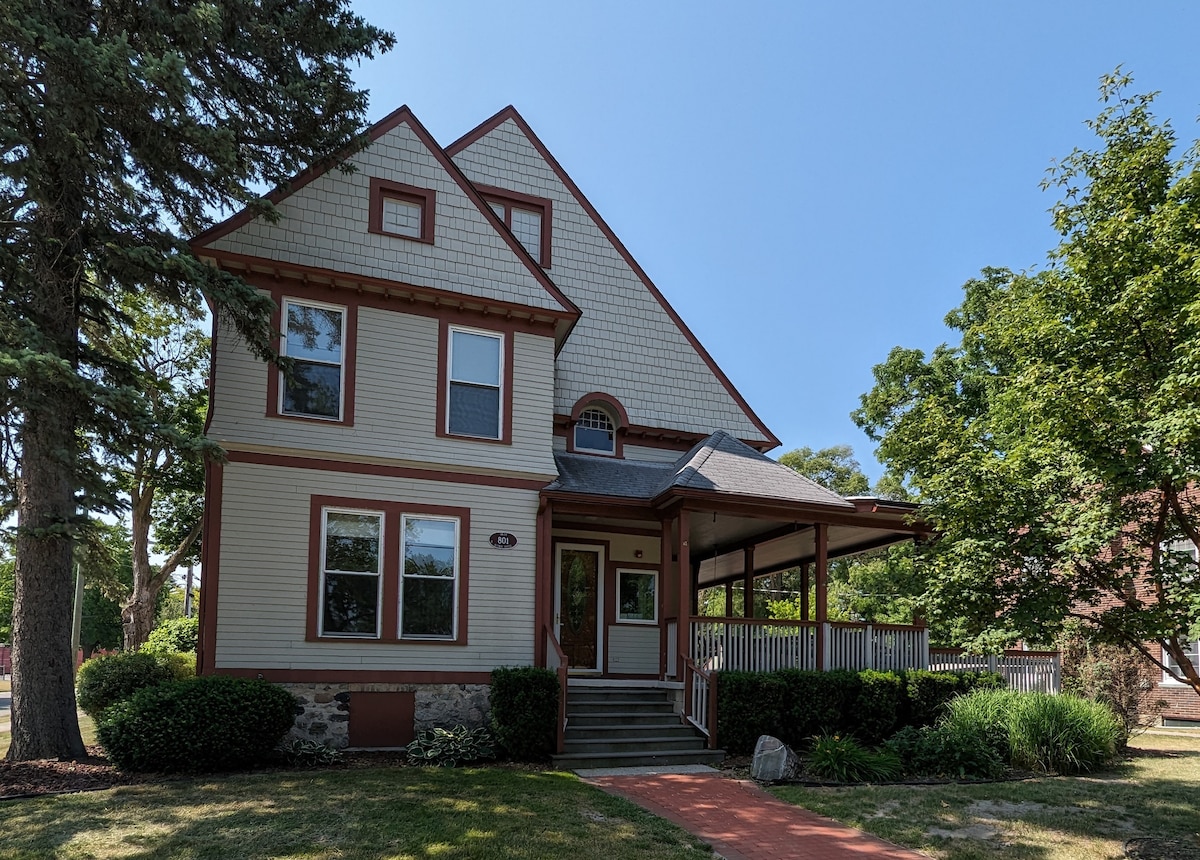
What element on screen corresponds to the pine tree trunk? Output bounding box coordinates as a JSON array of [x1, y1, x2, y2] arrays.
[[8, 1, 89, 760]]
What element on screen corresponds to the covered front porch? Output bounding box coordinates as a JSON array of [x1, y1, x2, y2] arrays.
[[533, 432, 933, 746]]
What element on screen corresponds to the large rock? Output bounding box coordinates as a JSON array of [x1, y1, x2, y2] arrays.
[[751, 735, 801, 782]]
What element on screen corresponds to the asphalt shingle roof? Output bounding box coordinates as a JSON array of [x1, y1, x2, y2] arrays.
[[547, 430, 854, 509]]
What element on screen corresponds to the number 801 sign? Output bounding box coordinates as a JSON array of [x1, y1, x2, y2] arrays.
[[489, 532, 518, 549]]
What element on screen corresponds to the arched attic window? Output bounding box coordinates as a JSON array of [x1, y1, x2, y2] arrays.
[[575, 407, 616, 455], [568, 393, 628, 457]]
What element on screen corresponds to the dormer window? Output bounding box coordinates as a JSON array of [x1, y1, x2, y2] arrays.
[[369, 178, 435, 243], [478, 186, 551, 267], [574, 407, 616, 456]]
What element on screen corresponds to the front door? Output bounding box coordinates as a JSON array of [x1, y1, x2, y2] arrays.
[[555, 544, 604, 671]]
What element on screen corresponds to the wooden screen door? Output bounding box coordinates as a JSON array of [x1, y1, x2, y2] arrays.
[[555, 544, 604, 671]]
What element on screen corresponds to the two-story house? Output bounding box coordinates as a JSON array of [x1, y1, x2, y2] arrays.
[[192, 105, 930, 761]]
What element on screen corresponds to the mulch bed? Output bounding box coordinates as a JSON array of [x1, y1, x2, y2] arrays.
[[1125, 837, 1200, 860], [0, 746, 146, 799]]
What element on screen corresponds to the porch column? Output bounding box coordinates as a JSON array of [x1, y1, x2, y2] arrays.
[[800, 562, 810, 621], [814, 522, 828, 670], [676, 510, 690, 677], [724, 581, 733, 617], [742, 546, 755, 618], [691, 564, 700, 616], [535, 499, 551, 667]]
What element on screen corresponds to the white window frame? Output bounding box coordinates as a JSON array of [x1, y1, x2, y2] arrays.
[[446, 326, 504, 440], [280, 297, 346, 421], [381, 195, 423, 239], [616, 568, 658, 625], [399, 513, 461, 641], [574, 407, 617, 456], [1162, 638, 1200, 686], [318, 507, 383, 639]]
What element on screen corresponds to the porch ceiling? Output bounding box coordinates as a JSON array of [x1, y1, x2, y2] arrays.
[[692, 512, 918, 587]]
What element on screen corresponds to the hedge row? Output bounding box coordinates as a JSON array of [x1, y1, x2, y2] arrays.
[[716, 668, 1004, 753]]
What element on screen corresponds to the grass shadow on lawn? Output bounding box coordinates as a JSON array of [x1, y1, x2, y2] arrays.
[[769, 735, 1200, 860], [0, 766, 711, 860]]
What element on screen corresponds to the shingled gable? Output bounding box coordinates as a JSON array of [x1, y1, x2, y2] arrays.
[[446, 106, 781, 452], [190, 105, 579, 341]]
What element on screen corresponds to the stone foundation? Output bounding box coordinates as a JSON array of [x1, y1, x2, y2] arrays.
[[284, 682, 491, 749]]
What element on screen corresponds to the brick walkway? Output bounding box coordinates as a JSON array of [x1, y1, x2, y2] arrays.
[[587, 771, 929, 860]]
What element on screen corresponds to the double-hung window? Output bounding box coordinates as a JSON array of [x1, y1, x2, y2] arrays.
[[447, 327, 503, 439], [319, 509, 383, 637], [400, 516, 460, 639], [480, 188, 551, 266], [281, 299, 345, 420]]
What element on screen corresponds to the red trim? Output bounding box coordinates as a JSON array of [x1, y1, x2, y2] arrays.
[[214, 668, 493, 684], [435, 319, 515, 446], [191, 106, 581, 326], [205, 249, 574, 328], [226, 449, 550, 491], [368, 178, 435, 244], [447, 106, 780, 451], [475, 184, 553, 269], [535, 501, 551, 667], [554, 414, 749, 454], [307, 494, 471, 645], [198, 461, 224, 675], [267, 295, 357, 427]]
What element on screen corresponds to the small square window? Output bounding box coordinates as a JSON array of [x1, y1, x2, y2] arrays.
[[617, 569, 657, 624], [369, 178, 435, 243]]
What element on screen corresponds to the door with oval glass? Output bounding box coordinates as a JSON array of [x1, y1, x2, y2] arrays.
[[555, 543, 604, 671]]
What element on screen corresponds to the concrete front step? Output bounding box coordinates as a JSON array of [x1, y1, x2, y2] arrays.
[[567, 711, 685, 727], [567, 702, 676, 717], [563, 735, 706, 754], [552, 748, 725, 770], [566, 723, 700, 741]]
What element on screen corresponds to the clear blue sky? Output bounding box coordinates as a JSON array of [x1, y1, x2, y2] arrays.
[[349, 1, 1200, 480]]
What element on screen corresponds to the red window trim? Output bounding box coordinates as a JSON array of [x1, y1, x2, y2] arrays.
[[565, 392, 628, 458], [476, 184, 552, 268], [266, 296, 357, 427], [435, 319, 515, 446], [306, 495, 471, 646], [368, 178, 436, 244]]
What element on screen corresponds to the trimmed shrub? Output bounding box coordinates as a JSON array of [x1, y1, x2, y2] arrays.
[[489, 667, 558, 760], [885, 724, 1005, 780], [407, 725, 495, 767], [97, 675, 297, 772], [903, 669, 1005, 728], [717, 671, 787, 752], [141, 616, 199, 656], [77, 651, 177, 719], [808, 733, 901, 783], [852, 670, 905, 745]]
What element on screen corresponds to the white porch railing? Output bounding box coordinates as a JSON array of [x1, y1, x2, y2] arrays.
[[825, 622, 931, 672], [930, 648, 1061, 693], [692, 617, 818, 672]]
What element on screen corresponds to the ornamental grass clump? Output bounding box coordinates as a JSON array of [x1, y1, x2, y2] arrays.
[[942, 689, 1121, 774], [807, 733, 902, 783]]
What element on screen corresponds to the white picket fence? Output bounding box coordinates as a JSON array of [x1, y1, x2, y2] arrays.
[[929, 648, 1061, 693]]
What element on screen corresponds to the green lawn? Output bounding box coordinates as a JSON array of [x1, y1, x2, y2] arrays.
[[770, 732, 1200, 860], [0, 766, 710, 860]]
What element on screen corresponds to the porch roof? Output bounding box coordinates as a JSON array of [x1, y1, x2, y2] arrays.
[[546, 430, 854, 510]]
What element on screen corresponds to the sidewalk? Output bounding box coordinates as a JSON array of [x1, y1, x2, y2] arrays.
[[586, 769, 930, 860]]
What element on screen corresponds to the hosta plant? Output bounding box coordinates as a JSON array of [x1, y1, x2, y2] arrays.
[[406, 725, 495, 767]]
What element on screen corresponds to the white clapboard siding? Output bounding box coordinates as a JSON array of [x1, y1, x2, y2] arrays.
[[214, 461, 538, 672], [206, 117, 567, 314], [606, 625, 660, 674], [450, 119, 766, 442], [209, 308, 557, 476]]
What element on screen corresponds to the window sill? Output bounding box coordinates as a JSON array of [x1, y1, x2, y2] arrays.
[[307, 634, 467, 646]]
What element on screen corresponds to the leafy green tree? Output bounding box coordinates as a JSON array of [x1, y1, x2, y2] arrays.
[[1, 0, 393, 761], [777, 445, 871, 497], [854, 72, 1200, 697], [0, 556, 12, 644]]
